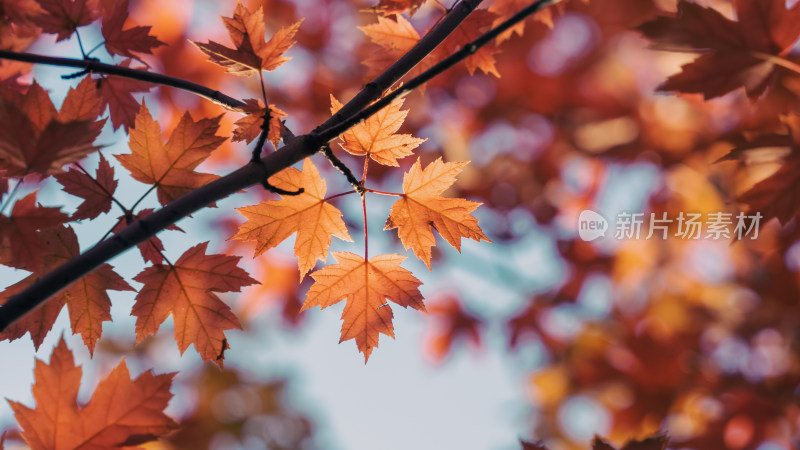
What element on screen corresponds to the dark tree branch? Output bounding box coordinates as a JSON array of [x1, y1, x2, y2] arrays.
[[0, 0, 557, 334], [0, 50, 247, 110]]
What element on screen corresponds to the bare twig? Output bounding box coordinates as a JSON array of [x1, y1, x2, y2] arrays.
[[0, 50, 247, 110]]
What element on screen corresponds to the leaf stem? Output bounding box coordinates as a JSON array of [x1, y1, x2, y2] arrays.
[[363, 193, 369, 261], [325, 191, 359, 202], [364, 188, 403, 197], [75, 30, 87, 58]]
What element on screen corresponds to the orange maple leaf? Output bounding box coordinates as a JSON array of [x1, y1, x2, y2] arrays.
[[0, 79, 104, 176], [302, 252, 426, 362], [330, 94, 425, 166], [385, 157, 490, 269], [115, 101, 225, 205], [0, 226, 133, 353], [8, 337, 177, 450], [231, 158, 352, 278], [131, 242, 257, 363], [231, 98, 287, 149], [638, 0, 800, 99], [191, 2, 302, 76], [101, 0, 165, 62]]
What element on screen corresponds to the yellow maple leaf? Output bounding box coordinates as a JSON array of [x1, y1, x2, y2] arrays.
[[231, 158, 352, 278], [330, 94, 425, 166], [385, 157, 491, 269], [302, 252, 426, 362]]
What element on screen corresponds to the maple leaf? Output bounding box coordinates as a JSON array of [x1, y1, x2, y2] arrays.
[[231, 98, 287, 149], [116, 101, 225, 205], [302, 252, 426, 362], [385, 157, 490, 269], [58, 76, 103, 122], [638, 0, 800, 99], [0, 191, 69, 271], [131, 242, 257, 363], [190, 2, 302, 76], [0, 80, 104, 176], [32, 0, 99, 41], [330, 94, 425, 166], [8, 337, 177, 449], [101, 0, 165, 62], [0, 226, 133, 353], [112, 208, 183, 265], [231, 158, 352, 278], [95, 59, 154, 131], [54, 154, 118, 220]]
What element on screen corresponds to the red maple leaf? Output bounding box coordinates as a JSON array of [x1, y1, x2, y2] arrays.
[[0, 226, 133, 353], [95, 60, 154, 131], [0, 79, 105, 176], [32, 0, 99, 41], [638, 0, 800, 99], [101, 0, 165, 62], [0, 191, 69, 271], [54, 154, 118, 220]]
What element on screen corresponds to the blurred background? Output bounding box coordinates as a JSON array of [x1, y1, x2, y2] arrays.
[[2, 0, 800, 449]]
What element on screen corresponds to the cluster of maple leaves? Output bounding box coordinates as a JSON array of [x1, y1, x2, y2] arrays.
[[6, 0, 800, 448]]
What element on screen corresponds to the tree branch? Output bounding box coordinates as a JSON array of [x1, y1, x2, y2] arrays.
[[0, 50, 247, 110], [0, 0, 557, 334]]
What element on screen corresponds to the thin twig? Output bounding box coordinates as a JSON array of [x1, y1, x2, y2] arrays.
[[0, 50, 247, 110]]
